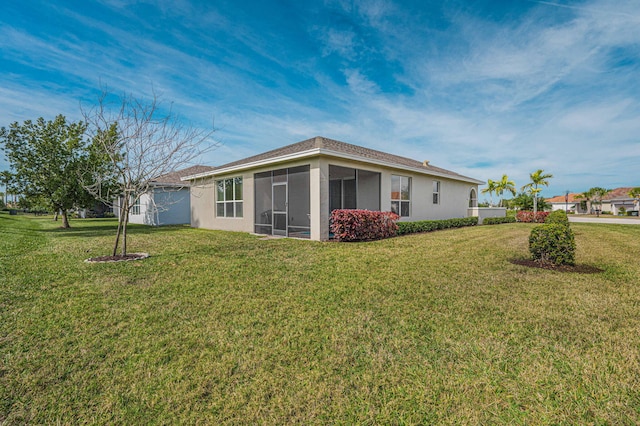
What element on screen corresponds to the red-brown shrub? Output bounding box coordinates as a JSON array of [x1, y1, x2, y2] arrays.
[[516, 210, 549, 223], [330, 209, 399, 241]]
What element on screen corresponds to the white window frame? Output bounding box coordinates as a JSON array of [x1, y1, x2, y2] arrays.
[[469, 188, 477, 208], [391, 175, 411, 217], [216, 177, 243, 218], [130, 195, 141, 215], [433, 180, 441, 205]]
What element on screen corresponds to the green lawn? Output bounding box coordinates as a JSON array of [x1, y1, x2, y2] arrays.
[[1, 213, 639, 424]]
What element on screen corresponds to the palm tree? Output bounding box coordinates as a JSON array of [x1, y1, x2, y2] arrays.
[[494, 174, 516, 207], [576, 187, 610, 216], [589, 187, 610, 217], [481, 179, 497, 207], [629, 187, 640, 214], [522, 169, 553, 216]]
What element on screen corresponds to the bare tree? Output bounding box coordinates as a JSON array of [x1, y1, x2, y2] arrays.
[[83, 90, 217, 257]]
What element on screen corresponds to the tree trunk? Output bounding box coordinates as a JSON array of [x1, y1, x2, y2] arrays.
[[61, 210, 70, 228], [112, 199, 126, 256], [54, 210, 59, 221], [121, 208, 129, 256], [112, 216, 122, 257]]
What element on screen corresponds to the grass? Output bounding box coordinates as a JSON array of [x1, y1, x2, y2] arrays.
[[1, 213, 640, 424]]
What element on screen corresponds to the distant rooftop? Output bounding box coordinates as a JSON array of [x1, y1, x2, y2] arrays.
[[546, 187, 640, 203]]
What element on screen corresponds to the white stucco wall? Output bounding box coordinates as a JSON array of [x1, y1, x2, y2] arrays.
[[469, 207, 507, 223], [128, 192, 153, 225]]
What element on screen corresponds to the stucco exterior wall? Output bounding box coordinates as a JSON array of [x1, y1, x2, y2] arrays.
[[190, 175, 252, 232], [126, 187, 192, 226], [469, 207, 507, 223], [190, 158, 319, 234], [128, 192, 153, 225], [189, 155, 478, 240], [401, 173, 475, 221], [319, 156, 477, 223], [155, 187, 191, 225]]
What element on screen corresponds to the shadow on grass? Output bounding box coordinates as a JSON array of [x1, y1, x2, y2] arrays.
[[41, 221, 192, 238], [510, 258, 604, 274]]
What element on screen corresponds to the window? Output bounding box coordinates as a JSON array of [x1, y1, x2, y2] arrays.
[[469, 188, 477, 208], [391, 175, 411, 217], [216, 177, 243, 218], [433, 180, 440, 205], [130, 196, 140, 215]]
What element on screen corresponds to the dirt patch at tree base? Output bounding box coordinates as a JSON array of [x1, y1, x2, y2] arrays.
[[85, 253, 149, 263], [510, 258, 603, 274]]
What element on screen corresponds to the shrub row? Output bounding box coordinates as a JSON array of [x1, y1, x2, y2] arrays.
[[516, 210, 549, 223], [396, 217, 478, 235], [482, 216, 516, 225], [529, 210, 575, 265], [330, 209, 399, 242]]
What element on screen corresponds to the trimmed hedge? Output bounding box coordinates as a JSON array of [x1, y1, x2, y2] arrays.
[[330, 209, 399, 242], [516, 210, 549, 223], [529, 223, 576, 265], [545, 210, 569, 226], [482, 216, 516, 225], [396, 217, 478, 235]]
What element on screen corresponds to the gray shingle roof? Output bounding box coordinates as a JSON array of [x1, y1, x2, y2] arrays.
[[212, 136, 479, 182], [151, 165, 215, 185]]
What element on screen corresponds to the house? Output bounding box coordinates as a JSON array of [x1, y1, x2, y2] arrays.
[[601, 187, 639, 216], [119, 165, 214, 226], [546, 193, 589, 214], [546, 187, 640, 215], [183, 136, 483, 241]]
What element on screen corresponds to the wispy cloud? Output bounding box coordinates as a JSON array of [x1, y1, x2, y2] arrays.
[[1, 0, 638, 196]]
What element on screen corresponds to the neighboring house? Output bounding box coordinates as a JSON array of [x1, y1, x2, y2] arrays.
[[183, 136, 483, 241], [546, 187, 640, 215], [546, 193, 588, 214], [601, 187, 639, 216], [116, 165, 214, 226]]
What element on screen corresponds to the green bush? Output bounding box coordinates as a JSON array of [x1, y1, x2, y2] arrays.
[[482, 216, 516, 225], [545, 210, 569, 226], [397, 217, 478, 235], [529, 223, 576, 265]]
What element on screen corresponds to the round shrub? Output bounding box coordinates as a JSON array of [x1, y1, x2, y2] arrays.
[[529, 223, 576, 265], [545, 210, 569, 226]]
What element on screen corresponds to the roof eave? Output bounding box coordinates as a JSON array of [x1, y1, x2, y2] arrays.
[[149, 182, 190, 188], [182, 148, 483, 185]]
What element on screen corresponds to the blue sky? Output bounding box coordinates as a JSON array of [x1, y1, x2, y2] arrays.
[[1, 0, 639, 199]]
